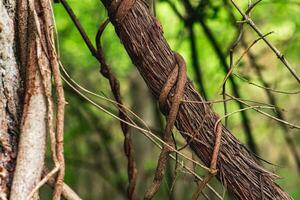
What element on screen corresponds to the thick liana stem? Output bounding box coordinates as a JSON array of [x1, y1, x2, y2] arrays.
[[167, 0, 258, 155], [100, 0, 292, 199]]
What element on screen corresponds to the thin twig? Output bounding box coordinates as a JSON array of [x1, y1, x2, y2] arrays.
[[231, 0, 300, 85], [44, 168, 82, 200], [227, 93, 300, 129], [225, 0, 300, 171], [233, 73, 300, 95], [222, 0, 263, 130], [26, 167, 59, 200], [220, 30, 273, 127], [221, 31, 274, 91]]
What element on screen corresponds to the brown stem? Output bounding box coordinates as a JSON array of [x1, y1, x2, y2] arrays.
[[144, 53, 187, 199], [100, 0, 291, 199]]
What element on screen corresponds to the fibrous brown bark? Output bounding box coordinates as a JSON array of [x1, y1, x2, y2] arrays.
[[100, 0, 291, 199]]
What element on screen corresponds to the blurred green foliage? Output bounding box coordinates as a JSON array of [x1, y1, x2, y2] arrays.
[[43, 0, 300, 199]]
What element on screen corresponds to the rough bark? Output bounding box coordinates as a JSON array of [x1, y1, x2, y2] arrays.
[[100, 0, 291, 199], [10, 0, 53, 199], [0, 1, 22, 199]]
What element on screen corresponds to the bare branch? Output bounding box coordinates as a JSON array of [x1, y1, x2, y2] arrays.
[[231, 0, 300, 85]]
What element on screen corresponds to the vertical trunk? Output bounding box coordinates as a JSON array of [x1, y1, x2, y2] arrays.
[[0, 1, 22, 199], [10, 0, 54, 199], [1, 0, 56, 199]]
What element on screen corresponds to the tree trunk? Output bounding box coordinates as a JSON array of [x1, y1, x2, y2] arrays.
[[1, 0, 55, 199], [10, 0, 61, 198], [0, 1, 22, 199], [100, 0, 291, 199]]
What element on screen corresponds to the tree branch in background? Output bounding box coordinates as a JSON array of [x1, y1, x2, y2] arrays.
[[243, 46, 300, 170], [231, 0, 300, 85], [222, 0, 300, 172], [77, 105, 127, 196], [187, 22, 208, 100]]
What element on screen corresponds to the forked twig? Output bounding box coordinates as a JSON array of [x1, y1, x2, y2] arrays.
[[26, 167, 59, 200], [43, 167, 82, 200], [221, 31, 274, 91], [222, 0, 264, 127], [231, 0, 300, 85]]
